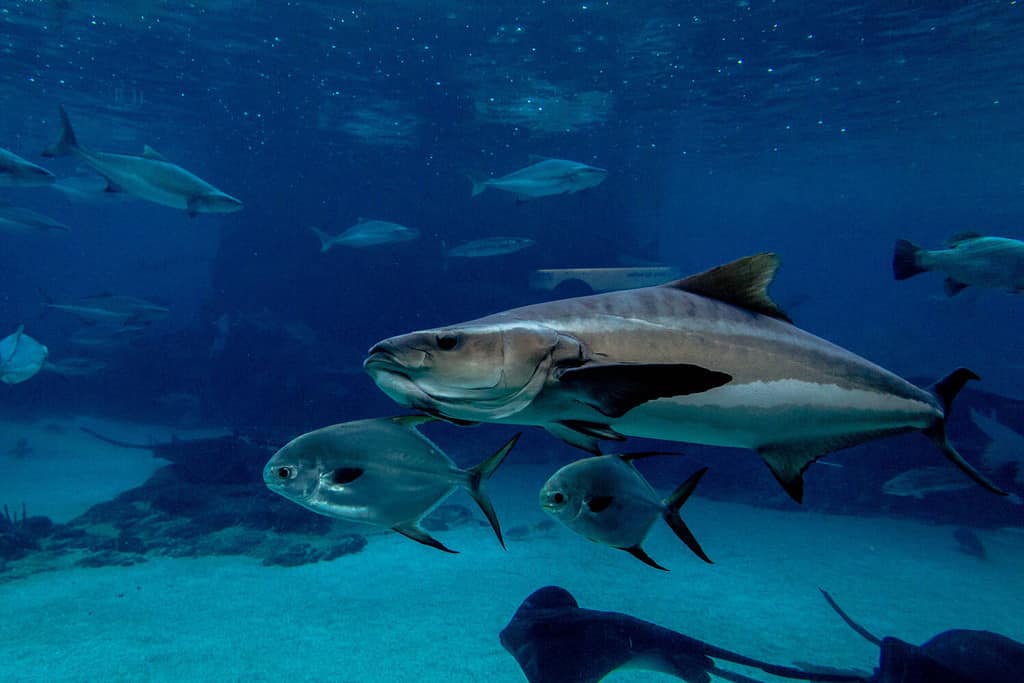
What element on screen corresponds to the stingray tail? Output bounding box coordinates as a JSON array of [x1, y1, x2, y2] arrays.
[[924, 369, 1007, 496], [818, 588, 881, 646], [43, 105, 80, 157], [466, 433, 520, 549], [662, 467, 712, 563]]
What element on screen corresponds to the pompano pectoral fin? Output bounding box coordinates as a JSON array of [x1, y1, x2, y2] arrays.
[[545, 420, 625, 453], [392, 524, 458, 554], [557, 362, 732, 418]]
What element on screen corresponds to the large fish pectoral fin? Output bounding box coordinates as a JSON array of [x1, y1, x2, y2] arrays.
[[392, 524, 459, 554], [545, 420, 625, 453], [556, 362, 732, 418]]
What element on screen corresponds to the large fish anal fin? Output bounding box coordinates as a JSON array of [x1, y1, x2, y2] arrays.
[[622, 545, 669, 571], [546, 420, 624, 453], [663, 253, 793, 323], [557, 362, 732, 418], [392, 524, 459, 554]]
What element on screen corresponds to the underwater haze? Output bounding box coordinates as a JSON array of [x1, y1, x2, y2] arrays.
[[1, 2, 1023, 682]]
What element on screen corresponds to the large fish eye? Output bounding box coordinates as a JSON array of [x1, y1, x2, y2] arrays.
[[275, 466, 296, 480], [436, 333, 460, 351]]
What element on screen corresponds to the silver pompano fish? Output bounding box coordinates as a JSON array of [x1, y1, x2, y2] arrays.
[[365, 253, 1005, 502], [445, 237, 536, 258], [0, 325, 48, 384], [0, 147, 55, 186], [540, 454, 709, 570], [893, 233, 1024, 296], [310, 219, 419, 252], [471, 158, 607, 200], [43, 105, 242, 215], [263, 415, 519, 552]]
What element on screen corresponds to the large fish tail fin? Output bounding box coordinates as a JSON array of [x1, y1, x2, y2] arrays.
[[466, 433, 520, 549], [42, 105, 79, 157], [892, 239, 926, 280], [309, 226, 332, 252], [662, 467, 712, 563], [924, 368, 1007, 496]]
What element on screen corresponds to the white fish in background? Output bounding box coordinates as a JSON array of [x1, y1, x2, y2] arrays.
[[43, 105, 242, 215], [471, 158, 607, 200], [263, 415, 519, 552], [0, 325, 48, 384], [444, 237, 536, 259], [365, 253, 1005, 502], [893, 233, 1024, 296], [971, 410, 1024, 486], [310, 219, 419, 252], [0, 147, 55, 186], [0, 203, 69, 233], [539, 453, 710, 570]]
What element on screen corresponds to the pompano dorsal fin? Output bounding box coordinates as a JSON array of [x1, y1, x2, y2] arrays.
[[390, 414, 437, 429], [948, 231, 982, 247], [141, 145, 167, 161], [664, 253, 792, 323]]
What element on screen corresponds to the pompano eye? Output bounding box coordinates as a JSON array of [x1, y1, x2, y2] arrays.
[[552, 492, 565, 504], [276, 466, 295, 480], [436, 333, 460, 351]]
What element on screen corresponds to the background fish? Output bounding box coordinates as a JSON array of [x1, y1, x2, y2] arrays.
[[0, 203, 69, 233], [0, 147, 55, 186], [471, 158, 607, 199], [263, 415, 518, 552], [444, 237, 536, 259], [311, 219, 419, 252], [539, 453, 710, 569], [893, 233, 1024, 296], [42, 292, 169, 326]]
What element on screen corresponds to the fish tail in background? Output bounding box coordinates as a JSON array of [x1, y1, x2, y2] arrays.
[[469, 176, 487, 197], [892, 239, 927, 280], [924, 369, 1008, 496], [308, 226, 332, 252], [42, 104, 79, 157], [662, 466, 713, 564], [465, 433, 520, 549], [36, 288, 53, 318]]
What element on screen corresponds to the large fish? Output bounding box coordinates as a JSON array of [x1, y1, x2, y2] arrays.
[[0, 325, 48, 385], [0, 147, 55, 186], [364, 253, 1005, 502], [0, 203, 69, 233], [310, 219, 419, 252], [893, 233, 1024, 296], [263, 415, 519, 552], [43, 292, 169, 326], [42, 105, 242, 215], [539, 454, 710, 569], [471, 158, 607, 200]]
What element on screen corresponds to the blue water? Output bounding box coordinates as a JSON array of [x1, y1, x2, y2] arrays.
[[1, 1, 1023, 680]]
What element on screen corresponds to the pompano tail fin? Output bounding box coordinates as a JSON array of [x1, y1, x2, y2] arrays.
[[662, 467, 712, 564], [43, 105, 79, 158], [925, 368, 1007, 496], [466, 433, 520, 549], [309, 226, 332, 252], [892, 239, 926, 280]]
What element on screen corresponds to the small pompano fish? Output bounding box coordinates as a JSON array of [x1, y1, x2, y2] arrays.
[[0, 325, 48, 385], [43, 105, 242, 215], [539, 454, 710, 570], [471, 158, 607, 200], [264, 416, 520, 552], [0, 147, 55, 186], [0, 203, 69, 233], [445, 237, 536, 259], [42, 292, 169, 326], [311, 218, 420, 252], [893, 233, 1024, 296]]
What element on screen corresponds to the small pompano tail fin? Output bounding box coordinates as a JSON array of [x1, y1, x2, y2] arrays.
[[42, 105, 79, 157], [892, 239, 926, 280], [924, 368, 1007, 496], [662, 466, 713, 564], [465, 433, 520, 549], [309, 226, 333, 253]]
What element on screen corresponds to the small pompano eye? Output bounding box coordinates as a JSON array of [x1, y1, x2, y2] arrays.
[[436, 333, 460, 351], [552, 492, 565, 504], [276, 466, 295, 480]]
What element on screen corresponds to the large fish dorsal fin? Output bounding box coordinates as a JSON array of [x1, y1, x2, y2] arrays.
[[947, 231, 981, 247], [664, 253, 793, 323], [141, 145, 167, 161]]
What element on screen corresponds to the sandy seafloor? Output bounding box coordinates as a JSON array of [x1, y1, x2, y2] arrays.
[[1, 417, 1022, 682]]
